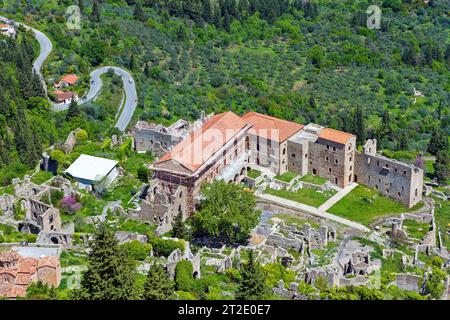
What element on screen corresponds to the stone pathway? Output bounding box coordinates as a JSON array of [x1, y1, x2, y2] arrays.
[[257, 192, 370, 233], [318, 182, 358, 212]]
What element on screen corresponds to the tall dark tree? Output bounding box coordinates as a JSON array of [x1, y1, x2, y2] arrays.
[[352, 105, 366, 144], [202, 0, 213, 23], [75, 222, 137, 300], [427, 126, 449, 156], [134, 2, 147, 22], [66, 99, 80, 121], [91, 0, 101, 22], [235, 250, 269, 300], [142, 263, 175, 300], [78, 0, 85, 14], [172, 211, 190, 240], [434, 150, 449, 185]]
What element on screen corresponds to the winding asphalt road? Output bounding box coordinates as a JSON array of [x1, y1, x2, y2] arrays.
[[0, 15, 137, 132]]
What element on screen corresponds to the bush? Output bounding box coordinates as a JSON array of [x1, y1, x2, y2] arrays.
[[175, 260, 196, 292], [120, 240, 152, 261], [148, 237, 184, 257]]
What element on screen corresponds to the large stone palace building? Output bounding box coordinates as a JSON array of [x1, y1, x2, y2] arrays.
[[133, 111, 423, 233]]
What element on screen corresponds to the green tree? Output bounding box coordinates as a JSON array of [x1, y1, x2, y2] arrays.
[[137, 166, 149, 182], [172, 211, 190, 240], [91, 0, 101, 22], [236, 250, 269, 300], [192, 180, 261, 244], [142, 263, 175, 300], [134, 2, 147, 22], [434, 150, 449, 184], [75, 222, 138, 300], [427, 127, 449, 156], [66, 100, 80, 121]]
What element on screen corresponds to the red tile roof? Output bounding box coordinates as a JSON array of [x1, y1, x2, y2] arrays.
[[61, 74, 79, 85], [54, 90, 77, 102], [319, 128, 355, 145], [155, 112, 249, 172], [37, 256, 59, 269], [241, 112, 304, 142], [17, 258, 37, 274]]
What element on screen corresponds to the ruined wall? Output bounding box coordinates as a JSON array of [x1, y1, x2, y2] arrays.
[[355, 140, 423, 208], [134, 127, 184, 156]]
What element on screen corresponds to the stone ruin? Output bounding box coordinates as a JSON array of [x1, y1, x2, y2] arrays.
[[266, 221, 336, 253], [115, 231, 148, 244], [59, 128, 83, 154], [395, 273, 423, 293], [343, 251, 371, 276], [165, 241, 201, 280], [0, 194, 15, 217], [304, 267, 340, 288], [272, 280, 308, 300]]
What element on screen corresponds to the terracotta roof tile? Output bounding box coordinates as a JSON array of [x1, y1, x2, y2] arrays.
[[17, 258, 37, 274], [37, 256, 59, 269], [241, 112, 304, 142], [54, 90, 77, 102], [61, 74, 79, 85], [319, 128, 355, 145], [16, 273, 32, 285], [155, 112, 249, 172]]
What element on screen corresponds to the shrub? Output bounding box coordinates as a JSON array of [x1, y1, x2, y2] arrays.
[[148, 237, 184, 257], [120, 240, 152, 261], [175, 260, 195, 291]]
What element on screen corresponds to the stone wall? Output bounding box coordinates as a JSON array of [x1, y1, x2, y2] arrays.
[[355, 139, 423, 208], [307, 137, 356, 188]]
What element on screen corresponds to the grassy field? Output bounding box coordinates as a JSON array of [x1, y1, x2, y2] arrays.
[[31, 170, 54, 185], [434, 198, 450, 250], [328, 185, 423, 226], [247, 169, 262, 179], [300, 174, 327, 185], [265, 187, 336, 208], [274, 171, 298, 183], [402, 219, 431, 240]]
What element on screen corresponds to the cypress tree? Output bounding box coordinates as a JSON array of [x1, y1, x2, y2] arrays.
[[427, 126, 449, 156], [66, 99, 80, 120], [91, 0, 101, 22], [75, 222, 138, 300], [434, 150, 449, 185], [236, 250, 269, 300], [172, 211, 190, 240], [142, 263, 175, 300]]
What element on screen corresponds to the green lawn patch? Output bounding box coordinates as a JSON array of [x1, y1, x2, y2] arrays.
[[0, 184, 15, 196], [265, 187, 336, 208], [31, 170, 54, 185], [328, 185, 423, 226], [0, 224, 37, 243], [103, 176, 142, 208], [402, 219, 431, 240], [274, 171, 298, 183], [434, 198, 450, 249], [247, 169, 262, 179], [300, 174, 327, 185], [122, 152, 155, 177], [60, 250, 87, 268]]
